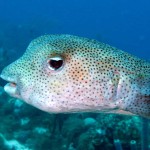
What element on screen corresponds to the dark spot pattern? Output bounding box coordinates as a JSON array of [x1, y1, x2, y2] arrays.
[[1, 34, 150, 117]]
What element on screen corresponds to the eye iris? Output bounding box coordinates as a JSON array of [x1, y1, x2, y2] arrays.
[[49, 59, 63, 70]]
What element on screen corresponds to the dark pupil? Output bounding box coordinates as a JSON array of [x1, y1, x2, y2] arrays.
[[49, 60, 63, 70]]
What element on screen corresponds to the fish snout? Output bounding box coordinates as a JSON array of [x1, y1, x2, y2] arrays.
[[0, 67, 20, 98]]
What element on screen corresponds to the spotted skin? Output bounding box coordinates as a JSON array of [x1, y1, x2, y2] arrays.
[[1, 35, 150, 117]]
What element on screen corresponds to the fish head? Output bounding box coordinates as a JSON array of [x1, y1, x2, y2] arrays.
[[1, 35, 112, 113]]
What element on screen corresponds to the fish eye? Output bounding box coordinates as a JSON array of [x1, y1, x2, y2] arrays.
[[47, 56, 64, 71]]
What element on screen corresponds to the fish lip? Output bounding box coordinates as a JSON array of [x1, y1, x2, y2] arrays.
[[0, 74, 17, 84], [0, 74, 20, 97]]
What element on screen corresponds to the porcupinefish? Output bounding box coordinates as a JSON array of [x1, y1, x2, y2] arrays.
[[0, 35, 150, 118]]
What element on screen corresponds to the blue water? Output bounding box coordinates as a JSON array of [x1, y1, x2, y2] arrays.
[[0, 0, 150, 61], [0, 0, 150, 150]]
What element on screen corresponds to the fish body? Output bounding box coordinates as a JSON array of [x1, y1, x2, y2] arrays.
[[1, 35, 150, 117]]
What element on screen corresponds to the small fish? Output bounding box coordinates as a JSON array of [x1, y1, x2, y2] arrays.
[[1, 35, 150, 118]]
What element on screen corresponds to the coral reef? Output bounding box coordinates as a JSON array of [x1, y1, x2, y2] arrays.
[[0, 87, 149, 150]]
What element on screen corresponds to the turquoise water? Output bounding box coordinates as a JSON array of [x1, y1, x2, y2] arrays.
[[0, 0, 150, 149]]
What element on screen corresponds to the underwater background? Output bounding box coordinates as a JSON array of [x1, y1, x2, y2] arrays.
[[0, 0, 150, 149]]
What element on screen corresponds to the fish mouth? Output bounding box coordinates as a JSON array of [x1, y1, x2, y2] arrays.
[[0, 75, 20, 98]]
